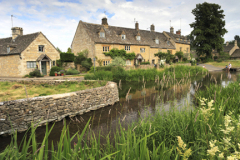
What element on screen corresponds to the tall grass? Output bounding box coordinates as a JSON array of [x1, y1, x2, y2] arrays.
[[84, 65, 207, 82]]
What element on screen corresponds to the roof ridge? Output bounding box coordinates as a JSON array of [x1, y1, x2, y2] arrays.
[[0, 32, 40, 40]]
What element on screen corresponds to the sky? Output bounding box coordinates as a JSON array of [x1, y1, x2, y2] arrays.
[[0, 0, 239, 52]]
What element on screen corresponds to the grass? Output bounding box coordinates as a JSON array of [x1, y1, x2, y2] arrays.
[[0, 81, 106, 102], [1, 80, 240, 159], [206, 60, 240, 68]]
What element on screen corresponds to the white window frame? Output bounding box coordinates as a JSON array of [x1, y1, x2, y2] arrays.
[[103, 46, 109, 52], [136, 36, 141, 41], [126, 60, 131, 65], [121, 35, 126, 40], [38, 45, 44, 52], [125, 46, 130, 51], [27, 61, 36, 69], [167, 41, 170, 46], [140, 48, 145, 53], [155, 39, 159, 44], [100, 32, 105, 38], [7, 47, 10, 53]]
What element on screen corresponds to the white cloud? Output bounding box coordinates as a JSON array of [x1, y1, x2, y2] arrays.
[[0, 0, 239, 51]]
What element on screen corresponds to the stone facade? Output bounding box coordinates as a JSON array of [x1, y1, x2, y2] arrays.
[[0, 81, 119, 135], [0, 55, 21, 77]]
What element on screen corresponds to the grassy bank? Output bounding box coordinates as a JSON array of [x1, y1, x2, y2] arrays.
[[1, 80, 240, 159], [206, 60, 240, 68], [0, 81, 106, 102], [85, 65, 207, 81]]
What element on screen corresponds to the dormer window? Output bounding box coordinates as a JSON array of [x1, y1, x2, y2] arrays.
[[136, 36, 141, 41], [167, 41, 170, 46], [100, 32, 105, 38], [155, 39, 159, 44], [121, 34, 126, 40], [7, 47, 10, 53]]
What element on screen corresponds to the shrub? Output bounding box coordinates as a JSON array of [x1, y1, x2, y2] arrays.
[[111, 66, 128, 81], [182, 57, 187, 62], [108, 57, 126, 66], [65, 68, 79, 75], [60, 53, 75, 62], [50, 66, 61, 76], [213, 56, 218, 60], [29, 69, 43, 77], [140, 62, 150, 65], [81, 58, 93, 70], [216, 58, 222, 62]]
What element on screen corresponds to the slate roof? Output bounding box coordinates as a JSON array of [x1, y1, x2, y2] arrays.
[[36, 54, 52, 61], [223, 44, 234, 52], [0, 32, 40, 56], [80, 21, 175, 49], [164, 32, 189, 44], [231, 49, 240, 58]]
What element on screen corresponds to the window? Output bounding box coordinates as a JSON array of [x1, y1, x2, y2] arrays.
[[7, 47, 10, 53], [38, 45, 44, 52], [136, 36, 141, 41], [121, 35, 126, 40], [100, 32, 105, 38], [186, 48, 189, 53], [140, 48, 145, 53], [125, 46, 130, 51], [53, 61, 56, 66], [27, 61, 36, 68], [126, 60, 131, 65], [152, 59, 155, 64], [167, 41, 170, 46], [103, 46, 109, 52], [180, 47, 182, 51], [155, 39, 159, 44], [103, 60, 110, 66]]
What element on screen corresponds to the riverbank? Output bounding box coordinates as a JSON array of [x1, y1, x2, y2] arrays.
[[206, 60, 240, 68]]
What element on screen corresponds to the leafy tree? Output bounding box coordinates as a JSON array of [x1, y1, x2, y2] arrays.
[[154, 52, 167, 60], [154, 51, 175, 63], [74, 50, 93, 70], [67, 47, 72, 53], [56, 47, 62, 53], [190, 2, 227, 58], [108, 57, 126, 67], [175, 51, 184, 61]]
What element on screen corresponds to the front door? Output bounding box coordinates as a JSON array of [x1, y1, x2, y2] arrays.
[[41, 61, 47, 75]]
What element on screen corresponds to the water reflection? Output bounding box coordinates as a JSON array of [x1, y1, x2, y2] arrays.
[[0, 71, 239, 151]]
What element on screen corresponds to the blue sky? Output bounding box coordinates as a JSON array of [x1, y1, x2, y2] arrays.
[[0, 0, 239, 52]]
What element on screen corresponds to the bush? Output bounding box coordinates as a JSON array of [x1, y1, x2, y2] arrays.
[[182, 57, 187, 62], [214, 56, 218, 60], [65, 68, 79, 75], [50, 66, 61, 76], [111, 66, 128, 81], [81, 59, 93, 70], [29, 69, 43, 77], [108, 57, 126, 67], [140, 62, 150, 65], [60, 53, 75, 62], [96, 66, 113, 72], [216, 58, 222, 62]]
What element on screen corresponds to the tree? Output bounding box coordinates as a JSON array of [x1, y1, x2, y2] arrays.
[[190, 2, 227, 58], [67, 47, 72, 53], [108, 57, 126, 67], [154, 52, 167, 60], [175, 51, 184, 62]]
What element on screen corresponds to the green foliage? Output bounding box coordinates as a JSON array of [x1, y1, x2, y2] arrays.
[[219, 51, 230, 61], [190, 2, 228, 58], [104, 48, 136, 60], [140, 62, 150, 65], [216, 58, 222, 62], [154, 51, 174, 64], [111, 66, 128, 81], [81, 59, 93, 70], [28, 69, 43, 77], [108, 57, 126, 67], [175, 51, 184, 61], [65, 68, 79, 75], [74, 50, 92, 70], [67, 47, 72, 53], [50, 66, 61, 76], [60, 53, 75, 62], [182, 57, 187, 62]]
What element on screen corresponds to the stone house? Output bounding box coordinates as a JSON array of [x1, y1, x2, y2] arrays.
[[212, 40, 240, 59], [0, 27, 60, 77], [71, 18, 190, 66]]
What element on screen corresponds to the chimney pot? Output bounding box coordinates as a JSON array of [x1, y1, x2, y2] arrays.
[[170, 27, 174, 34], [176, 29, 181, 35], [135, 21, 139, 30], [150, 24, 155, 32], [102, 17, 108, 28], [226, 41, 229, 46], [235, 40, 237, 46]]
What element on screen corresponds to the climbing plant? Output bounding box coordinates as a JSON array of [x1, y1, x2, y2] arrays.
[[103, 48, 135, 60]]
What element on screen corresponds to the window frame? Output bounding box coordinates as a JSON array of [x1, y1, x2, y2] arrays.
[[100, 32, 105, 38], [103, 46, 109, 52], [126, 60, 131, 65], [38, 45, 44, 52], [125, 46, 131, 51], [136, 36, 141, 41], [155, 39, 159, 44], [27, 61, 36, 69], [121, 34, 126, 40], [140, 48, 145, 53]]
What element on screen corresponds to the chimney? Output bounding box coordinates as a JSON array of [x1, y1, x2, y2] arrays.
[[235, 40, 237, 46], [170, 27, 174, 34], [101, 17, 108, 28], [176, 29, 181, 35], [226, 41, 229, 46], [12, 27, 23, 40], [150, 24, 155, 32], [135, 21, 139, 30]]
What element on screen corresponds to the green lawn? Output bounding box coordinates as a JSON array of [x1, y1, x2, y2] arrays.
[[206, 60, 240, 68], [0, 81, 106, 102]]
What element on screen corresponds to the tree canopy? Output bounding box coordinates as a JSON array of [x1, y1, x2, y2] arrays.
[[190, 2, 227, 58]]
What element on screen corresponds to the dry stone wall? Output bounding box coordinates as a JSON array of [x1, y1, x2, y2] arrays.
[[0, 82, 119, 135]]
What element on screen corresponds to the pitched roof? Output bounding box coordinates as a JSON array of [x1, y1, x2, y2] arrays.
[[224, 44, 234, 52], [0, 32, 40, 55], [164, 32, 189, 44], [231, 49, 240, 58], [80, 21, 175, 49]]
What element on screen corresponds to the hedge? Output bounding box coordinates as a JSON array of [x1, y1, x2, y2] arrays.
[[60, 53, 74, 62]]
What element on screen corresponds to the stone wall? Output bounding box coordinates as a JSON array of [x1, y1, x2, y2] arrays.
[[0, 82, 119, 135], [0, 55, 21, 77], [63, 62, 75, 70]]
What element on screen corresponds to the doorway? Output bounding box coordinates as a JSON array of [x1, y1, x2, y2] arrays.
[[41, 61, 47, 75]]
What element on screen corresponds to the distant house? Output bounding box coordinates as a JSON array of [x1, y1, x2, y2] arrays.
[[212, 40, 240, 59], [0, 27, 60, 77], [71, 17, 190, 66]]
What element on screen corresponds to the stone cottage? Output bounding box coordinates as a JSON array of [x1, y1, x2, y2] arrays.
[[71, 17, 190, 66], [0, 27, 60, 77]]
